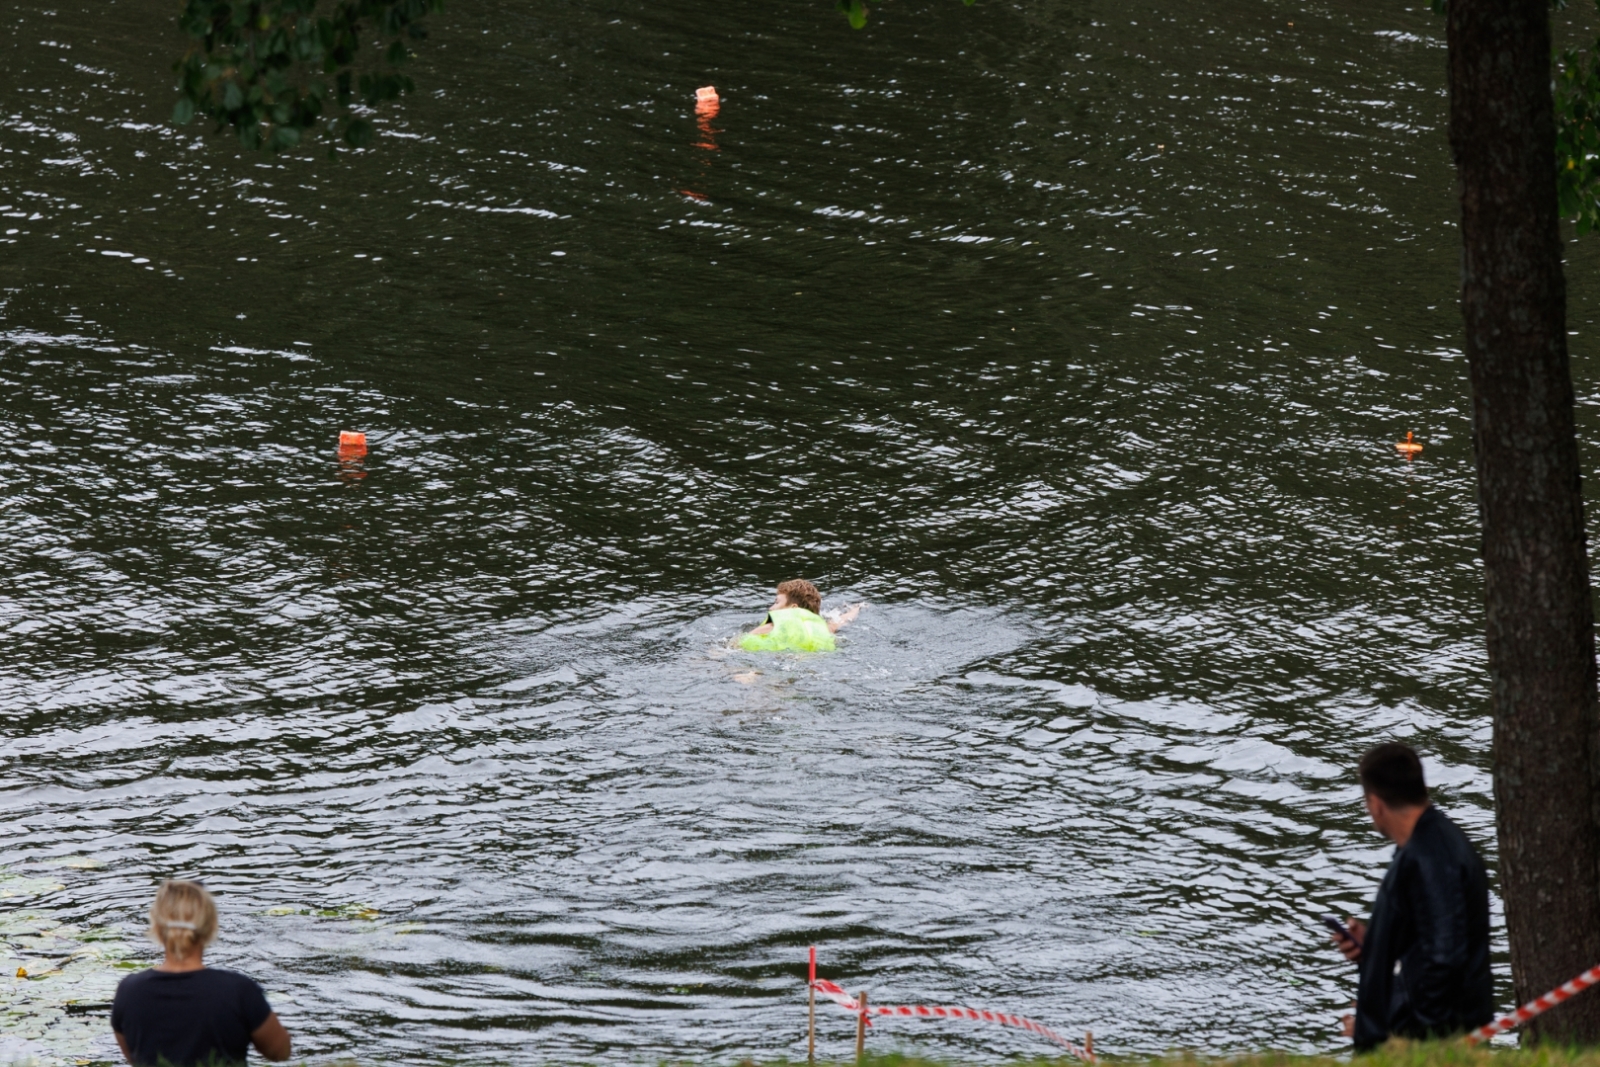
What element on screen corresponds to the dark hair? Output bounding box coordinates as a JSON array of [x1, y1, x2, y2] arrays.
[[1358, 743, 1429, 807], [776, 578, 822, 614]]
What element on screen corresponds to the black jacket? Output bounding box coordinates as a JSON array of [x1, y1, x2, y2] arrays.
[[1353, 805, 1493, 1050]]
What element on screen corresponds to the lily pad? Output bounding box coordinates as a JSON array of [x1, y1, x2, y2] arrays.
[[0, 900, 135, 1067], [262, 902, 381, 921], [0, 879, 64, 903]]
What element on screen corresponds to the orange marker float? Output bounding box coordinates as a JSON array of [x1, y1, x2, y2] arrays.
[[338, 431, 368, 460], [1395, 431, 1423, 458], [693, 85, 721, 152]]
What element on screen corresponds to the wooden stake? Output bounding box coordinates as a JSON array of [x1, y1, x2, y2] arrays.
[[808, 945, 817, 1066], [1085, 1031, 1094, 1061], [808, 982, 815, 1065], [855, 990, 868, 1064]]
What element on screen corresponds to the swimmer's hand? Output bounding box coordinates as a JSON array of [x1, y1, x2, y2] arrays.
[[827, 602, 864, 633]]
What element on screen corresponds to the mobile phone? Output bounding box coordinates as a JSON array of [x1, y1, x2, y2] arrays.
[[1321, 914, 1360, 946]]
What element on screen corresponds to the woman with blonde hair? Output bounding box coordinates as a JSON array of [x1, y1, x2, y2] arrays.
[[111, 880, 291, 1067]]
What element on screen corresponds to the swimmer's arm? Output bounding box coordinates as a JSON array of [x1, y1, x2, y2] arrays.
[[827, 603, 864, 633], [749, 623, 774, 636]]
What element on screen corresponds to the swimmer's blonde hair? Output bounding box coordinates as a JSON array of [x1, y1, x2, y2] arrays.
[[148, 879, 217, 959]]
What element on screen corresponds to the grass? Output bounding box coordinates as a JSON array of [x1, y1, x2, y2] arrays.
[[12, 1039, 1600, 1067], [768, 1044, 1600, 1067]]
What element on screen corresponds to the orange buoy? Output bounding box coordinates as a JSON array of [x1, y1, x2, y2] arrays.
[[1396, 431, 1423, 457], [692, 85, 720, 151], [338, 431, 368, 460]]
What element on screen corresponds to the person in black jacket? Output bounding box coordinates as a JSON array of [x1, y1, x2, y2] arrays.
[[1328, 743, 1493, 1049]]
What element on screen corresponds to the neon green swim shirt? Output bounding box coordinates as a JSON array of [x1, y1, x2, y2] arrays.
[[738, 606, 836, 653]]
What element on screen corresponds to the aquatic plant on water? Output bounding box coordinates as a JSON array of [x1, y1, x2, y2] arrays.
[[0, 866, 129, 1067]]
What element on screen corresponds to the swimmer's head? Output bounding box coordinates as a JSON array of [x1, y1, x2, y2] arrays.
[[773, 578, 821, 614]]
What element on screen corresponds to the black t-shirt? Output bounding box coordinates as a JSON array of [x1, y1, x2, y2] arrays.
[[111, 968, 273, 1067]]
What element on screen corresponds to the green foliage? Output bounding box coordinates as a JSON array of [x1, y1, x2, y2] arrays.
[[1556, 30, 1600, 234], [836, 0, 976, 29], [169, 0, 958, 156], [1428, 0, 1600, 233], [172, 0, 443, 153]]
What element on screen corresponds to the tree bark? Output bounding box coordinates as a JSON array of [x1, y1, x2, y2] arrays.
[[1448, 0, 1600, 1043]]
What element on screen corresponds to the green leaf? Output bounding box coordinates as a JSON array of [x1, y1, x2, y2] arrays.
[[173, 0, 441, 155], [838, 0, 869, 28], [1554, 35, 1600, 232]]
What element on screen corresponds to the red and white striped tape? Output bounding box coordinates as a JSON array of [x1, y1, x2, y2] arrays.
[[808, 950, 1094, 1062], [811, 978, 866, 1016], [1466, 962, 1600, 1044]]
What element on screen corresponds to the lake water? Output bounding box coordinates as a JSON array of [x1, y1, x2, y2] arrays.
[[5, 0, 1600, 1062]]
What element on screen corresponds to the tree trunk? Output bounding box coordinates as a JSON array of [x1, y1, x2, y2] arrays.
[[1448, 0, 1600, 1043]]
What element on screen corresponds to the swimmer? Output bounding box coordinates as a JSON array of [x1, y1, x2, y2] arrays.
[[738, 579, 862, 653]]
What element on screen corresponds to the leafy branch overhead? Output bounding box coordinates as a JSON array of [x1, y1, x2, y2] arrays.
[[172, 0, 442, 152], [169, 0, 957, 153], [1432, 0, 1600, 231], [1557, 37, 1600, 233]]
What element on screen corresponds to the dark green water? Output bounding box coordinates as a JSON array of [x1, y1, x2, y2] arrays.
[[5, 0, 1600, 1061]]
